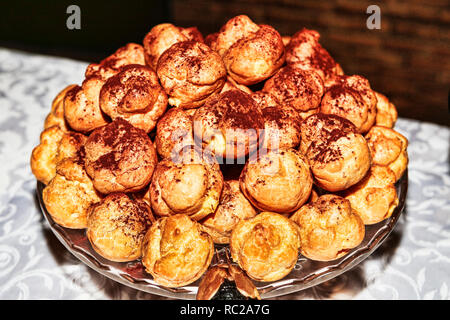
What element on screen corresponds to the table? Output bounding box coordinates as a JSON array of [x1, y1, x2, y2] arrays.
[[0, 48, 449, 300]]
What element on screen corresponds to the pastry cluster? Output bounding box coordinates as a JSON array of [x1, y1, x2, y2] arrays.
[[31, 15, 408, 290]]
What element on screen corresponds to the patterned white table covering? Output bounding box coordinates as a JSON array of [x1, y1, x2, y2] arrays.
[[0, 48, 449, 300]]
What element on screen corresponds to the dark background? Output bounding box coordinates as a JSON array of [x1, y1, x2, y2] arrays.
[[1, 0, 449, 126]]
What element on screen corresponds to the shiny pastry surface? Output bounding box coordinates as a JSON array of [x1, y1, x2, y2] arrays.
[[262, 66, 324, 117], [155, 107, 196, 159], [149, 146, 224, 221], [31, 127, 86, 185], [230, 211, 301, 282], [290, 194, 365, 261], [143, 23, 203, 70], [365, 126, 408, 181], [99, 64, 168, 132], [201, 180, 257, 244], [374, 91, 398, 128], [300, 113, 372, 191], [285, 28, 344, 81], [193, 89, 264, 159], [43, 154, 101, 229], [156, 41, 227, 108], [213, 15, 285, 85], [84, 118, 157, 194], [87, 193, 154, 262], [240, 149, 313, 213], [141, 214, 214, 287], [343, 165, 399, 225], [320, 75, 377, 133], [64, 76, 109, 133]]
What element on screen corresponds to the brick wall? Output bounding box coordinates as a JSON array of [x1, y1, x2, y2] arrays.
[[172, 0, 450, 126]]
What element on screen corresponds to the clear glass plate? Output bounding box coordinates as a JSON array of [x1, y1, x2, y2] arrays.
[[36, 170, 407, 299]]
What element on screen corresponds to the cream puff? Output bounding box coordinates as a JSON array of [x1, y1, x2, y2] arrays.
[[85, 43, 146, 80], [251, 91, 302, 150], [99, 64, 168, 132], [230, 211, 301, 282], [374, 91, 398, 128], [156, 41, 227, 108], [285, 28, 344, 81], [365, 126, 408, 181], [213, 15, 285, 85], [43, 154, 101, 229], [143, 23, 203, 70], [84, 118, 158, 194], [262, 66, 324, 119], [155, 107, 196, 159], [64, 76, 109, 133], [31, 127, 87, 185], [141, 214, 214, 287], [193, 89, 264, 159], [343, 165, 399, 225], [87, 193, 155, 262], [149, 146, 223, 221], [201, 180, 257, 244], [44, 85, 76, 131], [320, 75, 377, 133], [290, 194, 365, 261], [300, 113, 372, 191], [240, 149, 313, 213]]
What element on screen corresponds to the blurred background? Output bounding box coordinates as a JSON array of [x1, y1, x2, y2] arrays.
[[0, 0, 448, 125]]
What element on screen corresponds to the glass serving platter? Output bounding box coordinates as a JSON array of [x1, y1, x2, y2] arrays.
[[36, 170, 407, 299]]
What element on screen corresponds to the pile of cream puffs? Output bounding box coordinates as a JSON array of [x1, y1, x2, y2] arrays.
[[31, 15, 408, 291]]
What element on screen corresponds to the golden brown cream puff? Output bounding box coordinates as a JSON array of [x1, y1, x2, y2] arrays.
[[87, 193, 155, 262], [374, 91, 398, 128], [44, 85, 77, 131], [300, 113, 372, 191], [290, 194, 365, 261], [85, 43, 146, 80], [99, 65, 168, 132], [213, 15, 285, 85], [84, 118, 158, 194], [149, 146, 223, 221], [143, 23, 203, 71], [201, 180, 257, 244], [155, 107, 196, 159], [193, 90, 264, 159], [230, 211, 301, 282], [320, 75, 377, 133], [240, 149, 313, 213], [251, 91, 302, 150], [156, 41, 227, 109], [43, 154, 101, 229], [365, 126, 408, 181], [31, 127, 87, 185], [262, 66, 324, 119], [343, 165, 399, 225], [64, 76, 109, 133], [285, 28, 344, 81], [141, 214, 214, 287]]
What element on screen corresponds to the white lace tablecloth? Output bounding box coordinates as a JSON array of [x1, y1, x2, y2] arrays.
[[0, 48, 449, 300]]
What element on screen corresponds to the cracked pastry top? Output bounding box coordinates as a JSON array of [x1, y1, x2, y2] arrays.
[[290, 194, 365, 261], [99, 64, 168, 133], [141, 213, 214, 287], [156, 40, 227, 108], [230, 211, 301, 282]]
